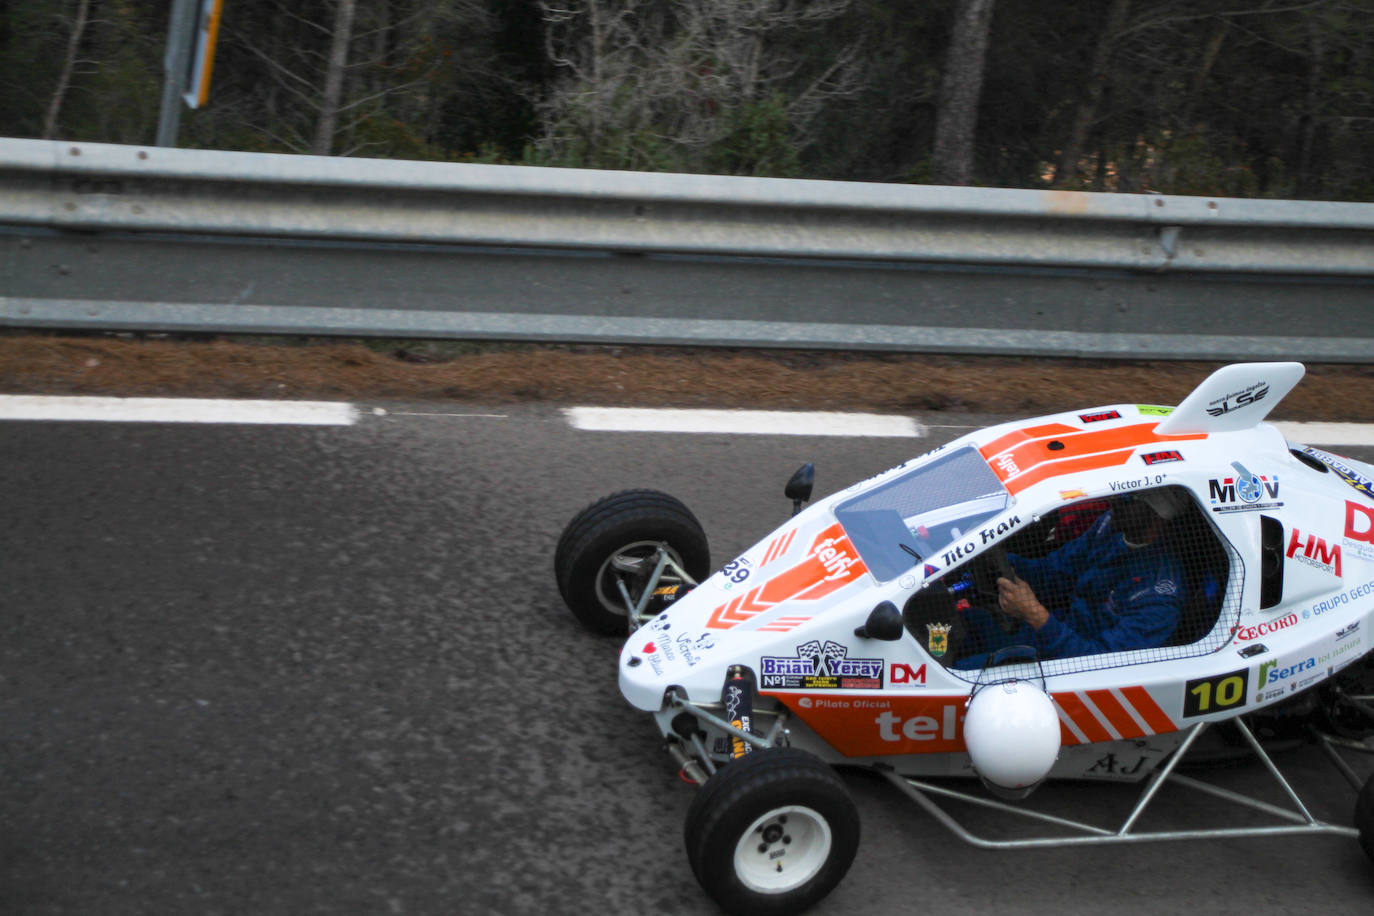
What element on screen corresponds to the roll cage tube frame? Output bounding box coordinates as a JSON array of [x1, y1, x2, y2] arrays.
[[616, 543, 700, 634], [879, 716, 1370, 850]]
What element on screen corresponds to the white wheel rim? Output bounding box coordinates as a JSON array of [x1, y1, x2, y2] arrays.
[[733, 805, 832, 895]]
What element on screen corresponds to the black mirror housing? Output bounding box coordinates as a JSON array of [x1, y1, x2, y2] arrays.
[[785, 463, 815, 516], [854, 601, 904, 641]]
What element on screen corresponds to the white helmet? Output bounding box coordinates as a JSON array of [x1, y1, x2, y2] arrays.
[[964, 680, 1061, 799]]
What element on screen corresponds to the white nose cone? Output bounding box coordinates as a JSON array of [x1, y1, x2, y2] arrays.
[[964, 680, 1061, 796]]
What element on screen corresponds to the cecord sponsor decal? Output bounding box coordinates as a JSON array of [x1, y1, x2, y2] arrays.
[[1235, 613, 1298, 641]]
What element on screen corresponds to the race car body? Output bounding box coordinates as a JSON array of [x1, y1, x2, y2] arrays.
[[557, 361, 1374, 915], [617, 362, 1372, 781]]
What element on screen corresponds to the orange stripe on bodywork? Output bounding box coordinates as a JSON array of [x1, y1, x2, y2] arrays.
[[706, 523, 867, 629], [1084, 689, 1142, 738], [981, 423, 1079, 459], [981, 422, 1206, 495], [1119, 686, 1176, 735], [1000, 449, 1137, 496], [1053, 692, 1114, 744]]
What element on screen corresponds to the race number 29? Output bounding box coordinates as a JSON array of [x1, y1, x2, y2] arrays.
[[1183, 669, 1250, 718]]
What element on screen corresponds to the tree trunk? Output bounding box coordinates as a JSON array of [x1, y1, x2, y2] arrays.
[[313, 0, 358, 156], [1052, 0, 1130, 187], [42, 0, 93, 140], [931, 0, 996, 186]]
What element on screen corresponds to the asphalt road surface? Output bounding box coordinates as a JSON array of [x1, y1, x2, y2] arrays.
[[2, 402, 1372, 915]]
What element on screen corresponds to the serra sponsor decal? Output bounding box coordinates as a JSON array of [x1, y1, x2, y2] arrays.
[[1235, 612, 1297, 641], [1258, 656, 1316, 689], [1286, 528, 1341, 576]]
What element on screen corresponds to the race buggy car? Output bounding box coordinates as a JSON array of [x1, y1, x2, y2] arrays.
[[554, 361, 1374, 916]]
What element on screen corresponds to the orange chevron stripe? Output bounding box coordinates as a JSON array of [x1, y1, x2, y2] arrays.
[[1119, 686, 1176, 735], [1084, 688, 1141, 738], [1054, 692, 1113, 744], [706, 524, 867, 630]]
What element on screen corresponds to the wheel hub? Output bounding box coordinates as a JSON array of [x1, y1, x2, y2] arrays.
[[734, 805, 832, 894]]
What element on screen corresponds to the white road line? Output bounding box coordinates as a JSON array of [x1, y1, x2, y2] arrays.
[[564, 407, 925, 437], [0, 395, 357, 426], [1274, 422, 1374, 447]]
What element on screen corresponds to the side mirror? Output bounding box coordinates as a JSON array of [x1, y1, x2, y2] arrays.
[[785, 463, 814, 517], [854, 601, 904, 641]]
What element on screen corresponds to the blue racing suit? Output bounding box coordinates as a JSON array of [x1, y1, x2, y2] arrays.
[[955, 512, 1183, 669]]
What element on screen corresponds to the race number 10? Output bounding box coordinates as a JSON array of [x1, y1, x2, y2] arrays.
[[1183, 669, 1250, 718]]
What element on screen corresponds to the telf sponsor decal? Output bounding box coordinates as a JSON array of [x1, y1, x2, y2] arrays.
[[876, 706, 960, 744], [759, 639, 883, 690], [1235, 613, 1298, 641], [1208, 461, 1280, 514], [706, 523, 868, 629]]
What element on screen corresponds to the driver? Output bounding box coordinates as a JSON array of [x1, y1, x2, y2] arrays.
[[954, 489, 1187, 669]]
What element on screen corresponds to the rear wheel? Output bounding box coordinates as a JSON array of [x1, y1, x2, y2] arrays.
[[684, 748, 859, 916], [554, 489, 709, 634]]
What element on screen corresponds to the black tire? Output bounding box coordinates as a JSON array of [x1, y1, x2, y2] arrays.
[[683, 748, 859, 916], [1356, 769, 1374, 866], [554, 489, 709, 634]]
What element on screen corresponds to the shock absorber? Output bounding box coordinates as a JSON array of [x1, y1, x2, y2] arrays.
[[722, 665, 756, 759]]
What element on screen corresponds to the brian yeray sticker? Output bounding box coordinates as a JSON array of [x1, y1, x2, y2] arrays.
[[760, 640, 883, 689]]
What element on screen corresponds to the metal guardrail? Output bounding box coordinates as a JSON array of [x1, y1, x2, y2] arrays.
[[1, 138, 1372, 361]]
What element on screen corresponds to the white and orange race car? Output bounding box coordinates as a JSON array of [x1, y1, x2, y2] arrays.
[[555, 361, 1374, 916]]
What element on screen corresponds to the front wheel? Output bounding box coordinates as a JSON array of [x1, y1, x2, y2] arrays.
[[684, 748, 859, 916], [554, 489, 709, 634]]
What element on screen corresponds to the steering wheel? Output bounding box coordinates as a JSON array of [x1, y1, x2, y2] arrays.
[[976, 547, 1020, 634]]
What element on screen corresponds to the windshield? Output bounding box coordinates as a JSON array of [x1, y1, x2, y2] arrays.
[[834, 446, 1010, 582]]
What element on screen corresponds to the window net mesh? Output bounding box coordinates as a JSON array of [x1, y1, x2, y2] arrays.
[[934, 488, 1243, 680]]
